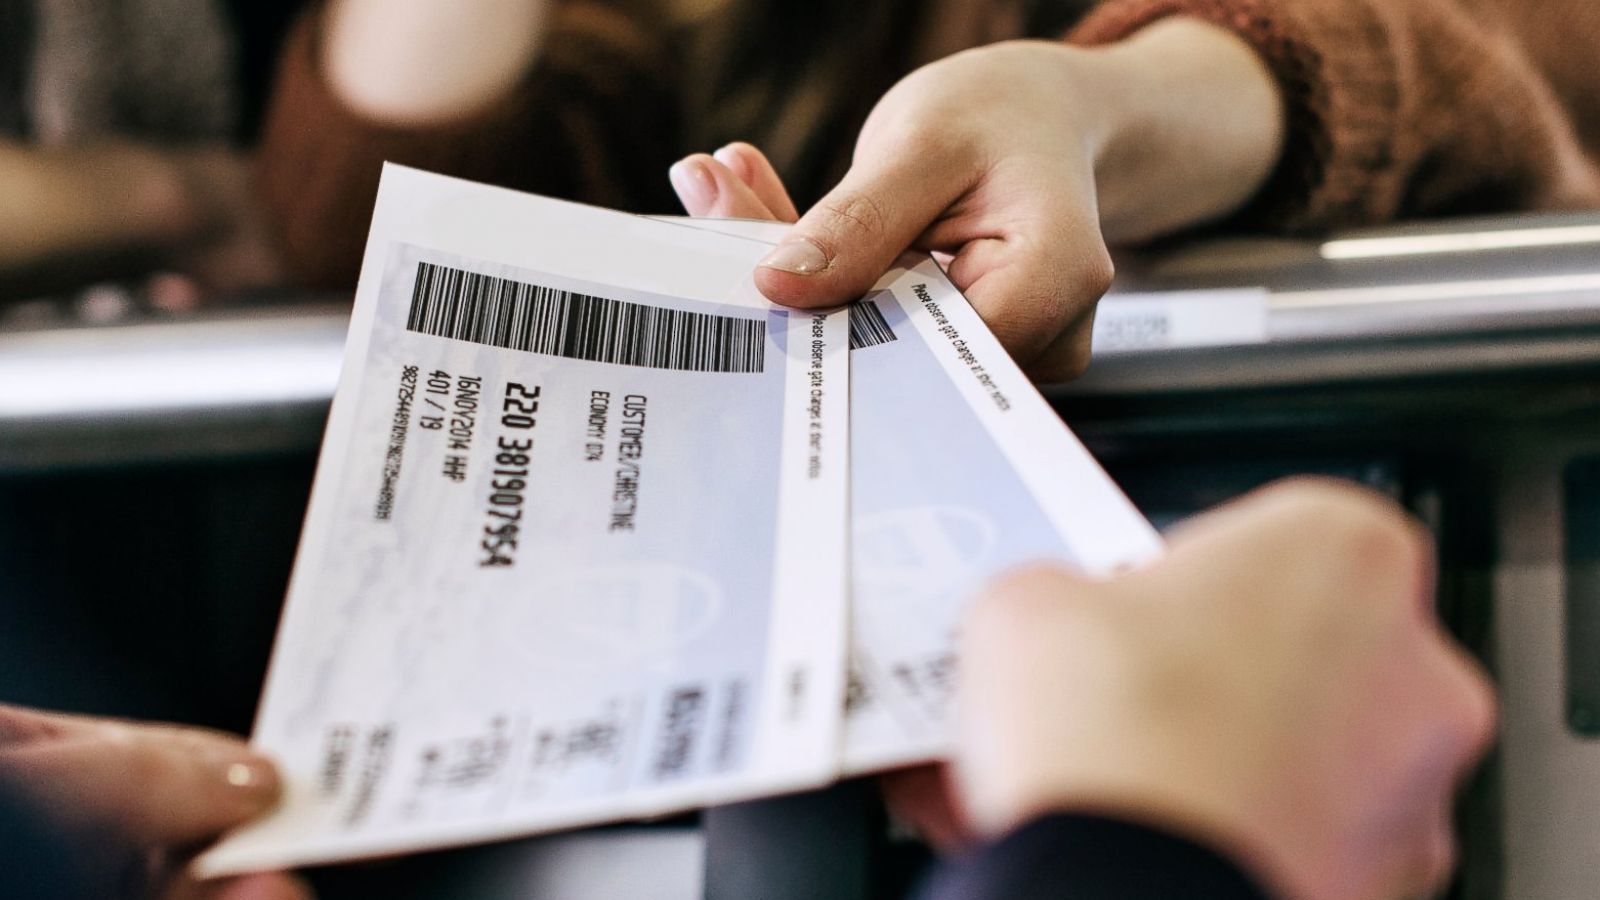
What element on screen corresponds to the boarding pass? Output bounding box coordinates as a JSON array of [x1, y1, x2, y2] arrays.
[[199, 167, 850, 874]]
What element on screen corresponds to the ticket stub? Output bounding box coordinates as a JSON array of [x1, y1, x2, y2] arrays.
[[199, 168, 849, 874], [661, 217, 1162, 773]]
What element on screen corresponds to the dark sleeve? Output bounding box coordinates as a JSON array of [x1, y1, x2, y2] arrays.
[[917, 814, 1273, 900]]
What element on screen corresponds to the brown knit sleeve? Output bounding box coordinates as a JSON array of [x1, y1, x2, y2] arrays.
[[256, 2, 681, 290], [1068, 0, 1600, 232]]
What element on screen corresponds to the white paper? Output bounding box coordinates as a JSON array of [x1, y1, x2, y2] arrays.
[[1092, 289, 1269, 353], [656, 217, 1162, 773], [199, 169, 850, 874]]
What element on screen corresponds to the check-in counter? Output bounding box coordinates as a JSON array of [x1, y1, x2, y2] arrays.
[[6, 212, 1600, 899]]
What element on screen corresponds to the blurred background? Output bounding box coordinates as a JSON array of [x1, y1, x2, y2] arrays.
[[5, 1, 1600, 897]]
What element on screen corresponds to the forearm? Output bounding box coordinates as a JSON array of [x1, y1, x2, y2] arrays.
[[1074, 18, 1285, 243], [323, 0, 551, 125], [0, 141, 199, 273]]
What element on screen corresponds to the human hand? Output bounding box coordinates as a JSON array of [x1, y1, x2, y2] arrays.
[[0, 703, 309, 900], [955, 481, 1495, 900], [670, 142, 799, 225], [675, 21, 1282, 380], [0, 141, 282, 303], [156, 148, 286, 306], [673, 148, 988, 849], [755, 41, 1116, 381], [325, 0, 553, 124]]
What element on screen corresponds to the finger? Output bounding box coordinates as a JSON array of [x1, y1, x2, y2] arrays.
[[1163, 478, 1418, 563], [878, 764, 974, 853], [754, 147, 969, 307], [145, 272, 206, 313], [0, 702, 77, 745], [713, 142, 799, 222], [1027, 315, 1097, 384], [955, 563, 1104, 837], [669, 154, 780, 221], [1157, 478, 1434, 625], [0, 716, 281, 847], [943, 227, 1111, 379], [933, 163, 1113, 377], [170, 872, 315, 900]]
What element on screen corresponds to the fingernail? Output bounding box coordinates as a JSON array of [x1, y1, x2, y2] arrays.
[[712, 144, 741, 170], [759, 239, 829, 275], [668, 157, 717, 211], [220, 753, 280, 802]]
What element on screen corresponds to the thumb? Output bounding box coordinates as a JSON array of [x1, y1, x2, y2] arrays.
[[754, 158, 964, 308], [0, 706, 281, 848]]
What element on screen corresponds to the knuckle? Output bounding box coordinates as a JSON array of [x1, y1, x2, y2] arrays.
[[1248, 478, 1356, 521], [1257, 478, 1426, 563], [818, 191, 890, 246], [983, 286, 1077, 365], [1334, 502, 1429, 577], [1242, 479, 1434, 605], [0, 705, 60, 745]]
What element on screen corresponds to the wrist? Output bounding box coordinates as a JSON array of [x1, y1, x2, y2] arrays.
[[1075, 17, 1285, 242]]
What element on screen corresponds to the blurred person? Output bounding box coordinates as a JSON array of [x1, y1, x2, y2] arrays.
[[263, 0, 1600, 378], [0, 0, 301, 308], [920, 480, 1496, 900], [0, 703, 308, 900]]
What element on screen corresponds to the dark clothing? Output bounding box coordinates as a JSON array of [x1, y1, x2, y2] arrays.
[[920, 814, 1272, 900]]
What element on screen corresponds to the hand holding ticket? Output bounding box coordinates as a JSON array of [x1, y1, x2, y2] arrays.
[[200, 166, 1155, 874], [663, 217, 1160, 771], [200, 167, 850, 873]]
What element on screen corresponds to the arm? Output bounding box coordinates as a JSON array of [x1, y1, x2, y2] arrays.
[[1075, 19, 1285, 244], [0, 141, 279, 302], [1073, 0, 1600, 230], [675, 0, 1600, 378], [258, 0, 681, 290], [672, 20, 1284, 379], [0, 141, 201, 275]]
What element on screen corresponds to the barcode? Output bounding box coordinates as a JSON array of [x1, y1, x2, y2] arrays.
[[849, 300, 897, 350], [407, 262, 766, 373]]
